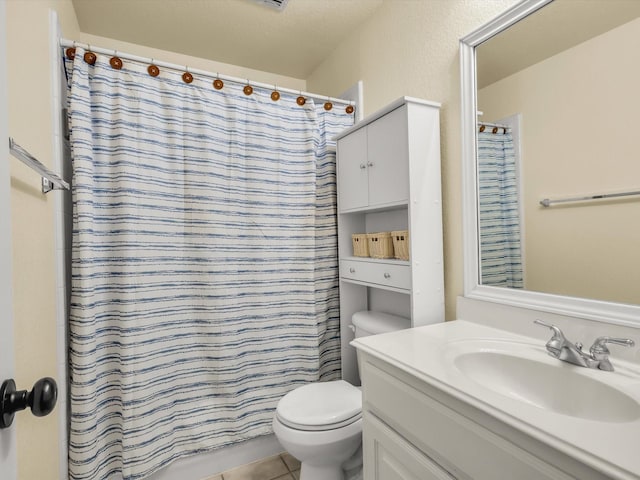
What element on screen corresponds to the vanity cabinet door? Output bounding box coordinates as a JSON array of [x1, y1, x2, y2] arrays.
[[362, 359, 576, 480], [337, 126, 369, 212], [366, 105, 409, 208], [364, 412, 456, 480]]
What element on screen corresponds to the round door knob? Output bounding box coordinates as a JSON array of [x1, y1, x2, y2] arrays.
[[359, 164, 366, 169], [367, 161, 374, 167], [0, 377, 57, 429], [349, 268, 356, 273], [29, 377, 57, 417], [384, 272, 391, 279]]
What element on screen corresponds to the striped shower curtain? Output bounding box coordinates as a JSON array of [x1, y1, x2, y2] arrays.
[[477, 129, 524, 288], [66, 48, 353, 480]]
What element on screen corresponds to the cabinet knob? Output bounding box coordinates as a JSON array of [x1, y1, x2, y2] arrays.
[[367, 161, 374, 167], [384, 272, 391, 279], [359, 163, 366, 169], [349, 268, 356, 273]]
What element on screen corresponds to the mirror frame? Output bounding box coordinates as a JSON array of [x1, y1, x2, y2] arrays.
[[460, 0, 640, 328]]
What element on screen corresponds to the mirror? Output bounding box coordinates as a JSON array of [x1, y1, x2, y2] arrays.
[[460, 0, 640, 326]]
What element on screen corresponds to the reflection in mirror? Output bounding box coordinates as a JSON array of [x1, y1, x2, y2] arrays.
[[475, 0, 640, 305]]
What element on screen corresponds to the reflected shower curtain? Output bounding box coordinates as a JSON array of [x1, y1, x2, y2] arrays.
[[66, 48, 352, 480], [477, 130, 524, 288]]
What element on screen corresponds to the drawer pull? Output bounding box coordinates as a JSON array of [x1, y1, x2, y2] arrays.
[[360, 163, 366, 169], [350, 268, 356, 273], [367, 161, 374, 167], [384, 272, 391, 279]]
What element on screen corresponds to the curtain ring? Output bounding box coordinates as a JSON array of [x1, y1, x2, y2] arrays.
[[492, 127, 498, 134], [503, 127, 508, 134], [110, 50, 123, 70], [479, 125, 486, 132], [148, 59, 160, 77], [346, 104, 355, 114], [296, 91, 306, 106], [213, 73, 224, 90], [324, 97, 333, 111], [243, 80, 253, 96], [83, 45, 97, 66], [271, 85, 280, 101], [66, 41, 77, 60], [182, 66, 193, 84]]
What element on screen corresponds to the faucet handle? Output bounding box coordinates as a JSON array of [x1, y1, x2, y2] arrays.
[[534, 320, 568, 355], [589, 337, 635, 359]]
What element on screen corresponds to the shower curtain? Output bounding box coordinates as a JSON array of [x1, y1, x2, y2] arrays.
[[477, 129, 524, 288], [66, 48, 353, 480]]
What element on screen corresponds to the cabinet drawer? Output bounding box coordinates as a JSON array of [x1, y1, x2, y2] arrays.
[[361, 360, 574, 480], [341, 259, 411, 291]]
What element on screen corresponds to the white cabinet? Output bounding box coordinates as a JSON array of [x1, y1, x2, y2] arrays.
[[337, 105, 409, 212], [337, 127, 368, 211], [336, 97, 444, 384], [358, 353, 607, 480]]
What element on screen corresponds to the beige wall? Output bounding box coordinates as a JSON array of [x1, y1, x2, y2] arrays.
[[6, 1, 79, 478], [307, 0, 518, 320], [478, 17, 640, 305]]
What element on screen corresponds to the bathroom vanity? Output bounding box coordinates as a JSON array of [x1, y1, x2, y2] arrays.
[[353, 320, 640, 480]]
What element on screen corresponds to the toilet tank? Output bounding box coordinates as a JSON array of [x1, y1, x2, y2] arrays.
[[351, 310, 410, 338]]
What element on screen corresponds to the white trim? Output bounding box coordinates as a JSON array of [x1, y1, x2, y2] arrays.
[[460, 0, 640, 330], [339, 80, 364, 123], [0, 0, 16, 474], [50, 9, 70, 480]]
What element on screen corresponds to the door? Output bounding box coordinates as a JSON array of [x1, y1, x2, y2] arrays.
[[367, 105, 409, 207], [337, 126, 368, 211], [0, 0, 17, 478]]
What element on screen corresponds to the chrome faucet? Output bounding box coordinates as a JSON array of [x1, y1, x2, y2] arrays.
[[534, 320, 635, 372]]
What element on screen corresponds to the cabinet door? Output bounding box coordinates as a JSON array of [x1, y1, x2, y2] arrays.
[[337, 127, 368, 211], [364, 413, 456, 480], [367, 106, 409, 207]]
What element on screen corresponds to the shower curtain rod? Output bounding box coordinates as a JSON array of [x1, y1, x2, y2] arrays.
[[478, 120, 509, 134], [60, 39, 355, 108], [478, 121, 509, 128]]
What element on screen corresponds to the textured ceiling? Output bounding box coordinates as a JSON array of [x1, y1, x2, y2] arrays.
[[71, 0, 385, 79]]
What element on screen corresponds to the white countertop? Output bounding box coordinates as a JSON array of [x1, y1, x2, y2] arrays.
[[352, 319, 640, 480]]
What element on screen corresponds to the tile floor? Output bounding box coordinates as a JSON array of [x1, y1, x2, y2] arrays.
[[204, 452, 301, 480]]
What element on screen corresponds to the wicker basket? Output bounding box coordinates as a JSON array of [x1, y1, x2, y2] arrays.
[[391, 230, 410, 260], [351, 233, 369, 257], [367, 232, 394, 259]]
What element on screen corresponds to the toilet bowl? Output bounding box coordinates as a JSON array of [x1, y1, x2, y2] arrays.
[[273, 311, 410, 480]]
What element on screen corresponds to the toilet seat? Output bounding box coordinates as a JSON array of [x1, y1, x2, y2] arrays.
[[276, 380, 362, 432]]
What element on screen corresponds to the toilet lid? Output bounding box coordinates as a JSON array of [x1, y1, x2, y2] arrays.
[[276, 380, 362, 431]]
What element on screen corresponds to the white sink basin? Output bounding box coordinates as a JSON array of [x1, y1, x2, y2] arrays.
[[452, 344, 640, 423]]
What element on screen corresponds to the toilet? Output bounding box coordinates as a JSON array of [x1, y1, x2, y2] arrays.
[[273, 311, 411, 480]]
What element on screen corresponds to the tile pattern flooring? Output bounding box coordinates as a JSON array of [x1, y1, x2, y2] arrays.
[[205, 452, 301, 480]]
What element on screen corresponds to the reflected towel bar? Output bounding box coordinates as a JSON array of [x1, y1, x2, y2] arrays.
[[8, 138, 69, 193], [540, 190, 640, 207]]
